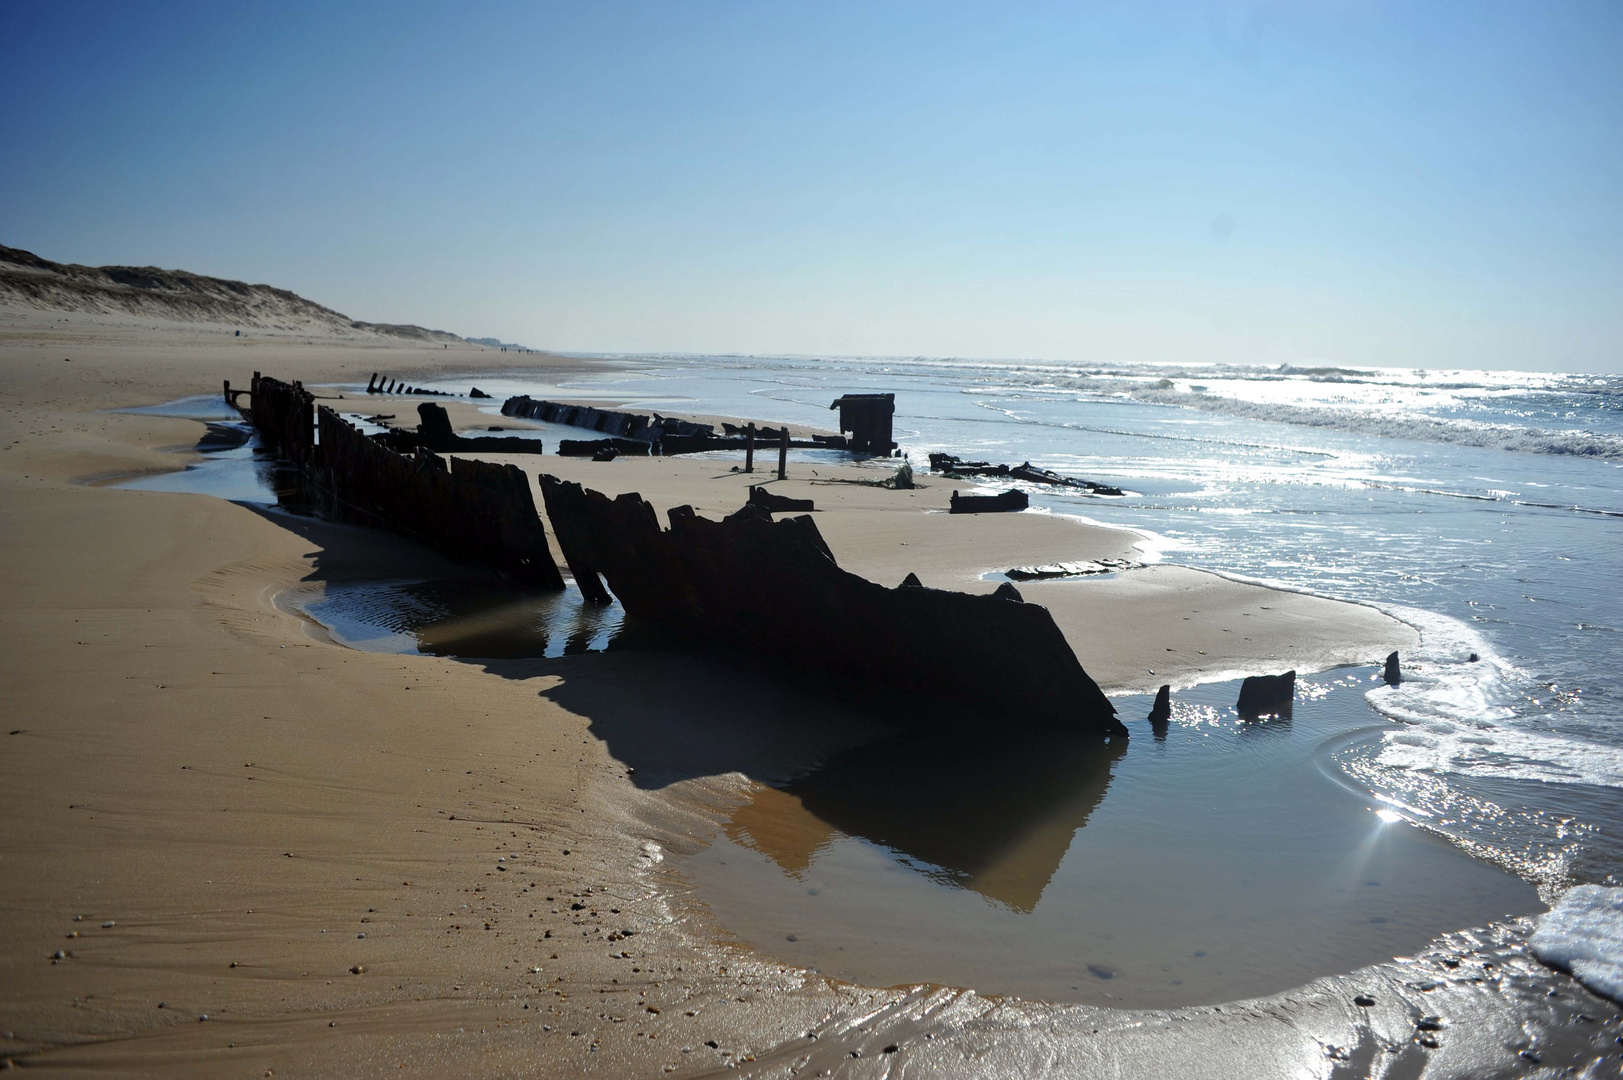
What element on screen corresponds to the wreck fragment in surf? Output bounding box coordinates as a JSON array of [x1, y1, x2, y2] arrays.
[[929, 453, 1124, 496], [537, 476, 1126, 738], [1236, 670, 1296, 719]]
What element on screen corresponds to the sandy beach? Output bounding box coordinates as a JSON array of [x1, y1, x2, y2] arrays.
[[2, 309, 1616, 1077]]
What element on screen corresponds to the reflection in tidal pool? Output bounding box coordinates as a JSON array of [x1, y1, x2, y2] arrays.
[[286, 579, 629, 659], [687, 675, 1542, 1008]]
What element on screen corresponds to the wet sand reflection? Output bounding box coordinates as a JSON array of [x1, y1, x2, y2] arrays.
[[293, 578, 628, 659]]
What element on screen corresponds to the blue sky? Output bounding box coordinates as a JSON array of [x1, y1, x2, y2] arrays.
[[4, 1, 1620, 371]]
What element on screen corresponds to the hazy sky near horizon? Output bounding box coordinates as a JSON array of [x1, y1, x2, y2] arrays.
[[4, 2, 1621, 371]]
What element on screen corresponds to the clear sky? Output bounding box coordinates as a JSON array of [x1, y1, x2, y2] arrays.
[[4, 1, 1620, 371]]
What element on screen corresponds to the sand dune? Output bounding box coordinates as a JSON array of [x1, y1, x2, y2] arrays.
[[0, 244, 461, 342]]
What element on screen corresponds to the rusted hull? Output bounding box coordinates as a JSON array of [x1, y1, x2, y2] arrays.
[[226, 374, 564, 589], [317, 408, 565, 589], [502, 395, 823, 455], [248, 373, 316, 467], [538, 476, 1125, 738]]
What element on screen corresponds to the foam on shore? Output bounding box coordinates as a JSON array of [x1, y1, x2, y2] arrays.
[[1365, 604, 1623, 789], [1530, 885, 1623, 1003]]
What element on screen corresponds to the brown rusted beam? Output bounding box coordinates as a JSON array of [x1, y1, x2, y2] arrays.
[[538, 475, 614, 605]]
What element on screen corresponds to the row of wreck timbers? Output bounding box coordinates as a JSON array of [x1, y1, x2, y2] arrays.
[[228, 372, 1130, 739]]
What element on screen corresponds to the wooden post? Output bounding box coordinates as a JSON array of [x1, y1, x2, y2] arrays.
[[745, 423, 755, 473], [778, 427, 789, 480]]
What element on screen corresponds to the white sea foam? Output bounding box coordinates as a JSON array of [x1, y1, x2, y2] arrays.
[[1530, 885, 1623, 1003], [1029, 506, 1178, 563], [1370, 706, 1623, 788], [1364, 606, 1623, 789]]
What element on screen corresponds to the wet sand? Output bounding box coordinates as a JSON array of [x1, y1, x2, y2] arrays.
[[2, 308, 1617, 1077]]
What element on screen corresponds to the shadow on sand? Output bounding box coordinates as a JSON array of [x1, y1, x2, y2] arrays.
[[248, 503, 1127, 911]]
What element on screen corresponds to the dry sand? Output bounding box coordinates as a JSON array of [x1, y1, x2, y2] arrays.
[[1, 309, 1611, 1078]]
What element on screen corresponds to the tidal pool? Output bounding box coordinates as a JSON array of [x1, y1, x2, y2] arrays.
[[282, 577, 626, 659], [681, 674, 1542, 1008]]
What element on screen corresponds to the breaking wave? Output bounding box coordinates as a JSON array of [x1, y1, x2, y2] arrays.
[[1127, 387, 1623, 461], [1361, 606, 1623, 790]]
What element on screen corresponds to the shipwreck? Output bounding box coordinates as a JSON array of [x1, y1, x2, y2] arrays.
[[538, 476, 1127, 738], [227, 373, 1120, 736]]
